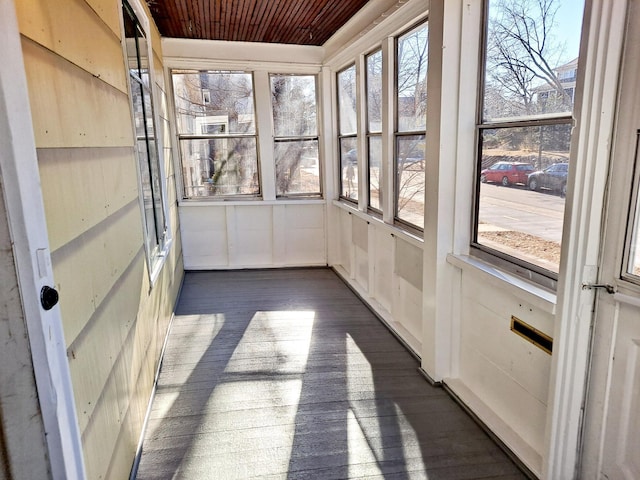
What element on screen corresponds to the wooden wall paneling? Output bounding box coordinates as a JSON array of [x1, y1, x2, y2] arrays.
[[394, 276, 423, 342], [352, 215, 369, 289], [69, 255, 145, 435], [179, 206, 228, 268], [21, 39, 133, 149], [16, 0, 127, 94], [283, 204, 326, 265], [394, 237, 423, 291], [373, 227, 393, 312], [38, 147, 138, 252], [338, 209, 353, 276], [272, 205, 287, 264], [84, 0, 122, 38], [232, 205, 274, 266], [51, 202, 142, 347], [458, 276, 550, 464], [351, 215, 368, 252], [460, 275, 553, 404], [354, 244, 369, 291]]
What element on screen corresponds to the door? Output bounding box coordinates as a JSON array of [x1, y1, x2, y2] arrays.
[[583, 2, 640, 477], [0, 2, 85, 478]]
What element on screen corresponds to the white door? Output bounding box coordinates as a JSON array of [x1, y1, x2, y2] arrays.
[[0, 2, 85, 479], [583, 2, 640, 477]]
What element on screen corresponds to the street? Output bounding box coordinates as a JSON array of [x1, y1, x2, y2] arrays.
[[478, 183, 565, 243]]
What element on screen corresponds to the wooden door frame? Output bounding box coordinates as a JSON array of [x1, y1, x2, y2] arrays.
[[543, 1, 628, 478], [0, 2, 86, 478], [579, 0, 640, 476]]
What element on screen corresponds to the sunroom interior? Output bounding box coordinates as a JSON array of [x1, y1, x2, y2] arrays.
[[2, 0, 640, 479]]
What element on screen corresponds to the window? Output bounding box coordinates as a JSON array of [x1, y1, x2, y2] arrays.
[[473, 0, 584, 281], [271, 74, 321, 197], [366, 49, 383, 212], [122, 1, 167, 266], [625, 133, 640, 280], [172, 70, 259, 198], [395, 22, 428, 230], [337, 65, 358, 201]]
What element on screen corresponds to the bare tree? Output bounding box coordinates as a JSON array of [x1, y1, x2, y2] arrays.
[[486, 0, 571, 118]]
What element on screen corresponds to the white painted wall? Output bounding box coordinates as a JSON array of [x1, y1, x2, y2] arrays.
[[180, 202, 326, 269]]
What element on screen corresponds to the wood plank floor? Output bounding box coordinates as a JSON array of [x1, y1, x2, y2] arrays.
[[135, 268, 527, 480]]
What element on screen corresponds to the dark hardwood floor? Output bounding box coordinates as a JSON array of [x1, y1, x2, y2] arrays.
[[134, 268, 527, 479]]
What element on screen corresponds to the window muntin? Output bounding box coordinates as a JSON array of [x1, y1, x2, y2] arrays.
[[338, 65, 358, 201], [270, 74, 320, 197], [395, 22, 428, 230], [366, 49, 383, 212], [123, 1, 167, 262], [474, 0, 584, 279], [172, 70, 259, 198]]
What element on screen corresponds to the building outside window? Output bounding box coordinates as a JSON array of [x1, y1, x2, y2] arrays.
[[122, 0, 168, 267], [366, 49, 383, 212], [172, 70, 259, 198], [337, 64, 358, 202], [474, 0, 585, 282], [395, 22, 428, 231], [270, 74, 321, 197]]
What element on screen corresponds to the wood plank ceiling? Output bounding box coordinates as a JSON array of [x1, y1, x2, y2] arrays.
[[147, 0, 371, 46]]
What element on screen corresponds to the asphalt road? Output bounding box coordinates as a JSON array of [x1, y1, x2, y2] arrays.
[[478, 183, 565, 243]]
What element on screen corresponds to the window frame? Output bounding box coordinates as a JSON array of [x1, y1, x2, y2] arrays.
[[470, 0, 581, 289], [171, 69, 262, 200], [365, 48, 383, 215], [269, 73, 322, 199], [622, 132, 640, 286], [121, 0, 170, 280], [393, 20, 428, 235], [337, 63, 358, 204]]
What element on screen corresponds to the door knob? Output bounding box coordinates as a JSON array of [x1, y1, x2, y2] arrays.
[[40, 286, 59, 310]]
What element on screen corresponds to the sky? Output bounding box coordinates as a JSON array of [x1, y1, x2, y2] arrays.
[[553, 0, 585, 61]]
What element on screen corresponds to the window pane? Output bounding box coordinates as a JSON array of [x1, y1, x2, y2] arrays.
[[340, 138, 358, 200], [179, 138, 259, 197], [477, 124, 572, 273], [274, 140, 320, 196], [367, 50, 383, 133], [368, 136, 382, 211], [338, 65, 357, 135], [172, 71, 255, 135], [131, 79, 157, 249], [397, 23, 428, 133], [271, 75, 317, 137], [396, 135, 425, 229], [483, 0, 584, 121]]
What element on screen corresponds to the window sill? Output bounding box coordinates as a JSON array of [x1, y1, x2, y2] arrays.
[[447, 254, 557, 315], [148, 237, 173, 290], [332, 199, 424, 249], [179, 198, 326, 207]]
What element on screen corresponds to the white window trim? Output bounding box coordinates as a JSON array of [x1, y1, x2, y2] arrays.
[[164, 55, 323, 206], [120, 0, 172, 286]]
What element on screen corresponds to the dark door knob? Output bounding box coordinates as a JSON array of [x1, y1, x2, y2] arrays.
[[40, 286, 59, 310]]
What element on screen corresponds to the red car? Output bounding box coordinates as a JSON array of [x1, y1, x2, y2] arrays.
[[480, 161, 535, 186]]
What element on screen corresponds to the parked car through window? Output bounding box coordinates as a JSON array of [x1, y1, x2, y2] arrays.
[[480, 161, 534, 186], [527, 163, 569, 196]]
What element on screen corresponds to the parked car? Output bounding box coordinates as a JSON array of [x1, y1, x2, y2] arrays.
[[480, 161, 535, 186], [527, 162, 569, 196]]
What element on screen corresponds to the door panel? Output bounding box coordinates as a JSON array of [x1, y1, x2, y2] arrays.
[[585, 2, 640, 477]]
